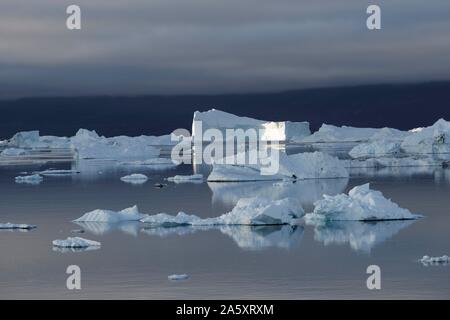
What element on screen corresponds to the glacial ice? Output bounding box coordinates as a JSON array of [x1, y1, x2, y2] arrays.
[[420, 255, 450, 266], [74, 205, 147, 223], [120, 173, 148, 184], [0, 148, 27, 157], [192, 109, 310, 142], [15, 174, 43, 184], [52, 237, 101, 248], [207, 151, 349, 182], [168, 274, 189, 281], [0, 223, 37, 230], [305, 183, 420, 221], [301, 124, 382, 143], [74, 221, 141, 237], [167, 174, 203, 183], [401, 119, 450, 156]]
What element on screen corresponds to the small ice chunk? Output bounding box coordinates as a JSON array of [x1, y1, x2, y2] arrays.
[[38, 169, 80, 176], [420, 255, 450, 266], [120, 173, 148, 184], [15, 174, 43, 184], [305, 183, 420, 222], [167, 174, 203, 183], [74, 205, 147, 223], [168, 274, 189, 281], [52, 237, 101, 248], [0, 223, 36, 230]]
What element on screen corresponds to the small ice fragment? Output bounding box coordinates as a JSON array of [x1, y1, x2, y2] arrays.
[[71, 229, 85, 234], [167, 174, 203, 183], [120, 173, 148, 184], [38, 170, 80, 176], [0, 223, 36, 230], [15, 174, 43, 184], [154, 183, 166, 188], [52, 237, 101, 248], [168, 274, 189, 281], [420, 255, 450, 266]]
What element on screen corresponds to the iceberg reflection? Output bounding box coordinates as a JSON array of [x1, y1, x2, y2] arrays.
[[310, 220, 416, 253]]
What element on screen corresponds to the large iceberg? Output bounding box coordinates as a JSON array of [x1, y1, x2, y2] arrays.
[[207, 151, 349, 182], [401, 119, 450, 156], [305, 183, 420, 221], [192, 109, 310, 142], [74, 205, 147, 223]]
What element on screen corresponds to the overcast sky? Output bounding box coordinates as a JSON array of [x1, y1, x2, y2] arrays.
[[1, 0, 450, 98]]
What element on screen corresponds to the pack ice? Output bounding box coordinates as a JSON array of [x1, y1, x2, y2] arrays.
[[192, 109, 310, 142], [305, 183, 420, 221], [207, 151, 349, 182]]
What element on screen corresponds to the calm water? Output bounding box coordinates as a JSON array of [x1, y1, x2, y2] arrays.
[[0, 158, 450, 299]]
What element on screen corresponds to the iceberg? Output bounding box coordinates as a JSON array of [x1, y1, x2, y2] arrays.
[[0, 223, 37, 230], [71, 129, 161, 160], [120, 173, 148, 184], [309, 220, 416, 253], [301, 124, 381, 143], [207, 151, 348, 182], [420, 255, 450, 266], [305, 183, 420, 221], [52, 237, 101, 248], [15, 174, 43, 184], [74, 205, 147, 223], [401, 119, 450, 156], [74, 221, 141, 237], [349, 140, 402, 159], [192, 109, 310, 142], [167, 174, 203, 183]]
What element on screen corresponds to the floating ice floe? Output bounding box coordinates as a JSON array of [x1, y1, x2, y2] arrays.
[[119, 158, 179, 170], [207, 152, 349, 182], [52, 237, 101, 248], [192, 109, 310, 142], [15, 174, 43, 184], [168, 274, 189, 281], [0, 148, 27, 157], [345, 156, 444, 169], [0, 223, 36, 230], [38, 169, 80, 176], [74, 205, 147, 223], [309, 220, 416, 253], [419, 255, 450, 266], [167, 174, 203, 183], [305, 183, 420, 222], [120, 173, 148, 184]]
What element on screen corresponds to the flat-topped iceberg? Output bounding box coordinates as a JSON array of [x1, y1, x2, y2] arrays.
[[305, 183, 420, 221], [192, 109, 310, 142], [207, 151, 348, 182], [15, 174, 43, 184], [74, 205, 147, 223], [0, 223, 36, 230], [52, 237, 101, 249], [167, 174, 203, 183], [120, 173, 148, 184]]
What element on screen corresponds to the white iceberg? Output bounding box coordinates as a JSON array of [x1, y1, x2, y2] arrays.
[[192, 109, 310, 142], [167, 174, 203, 183], [207, 151, 348, 182], [74, 221, 141, 237], [15, 174, 43, 184], [70, 129, 161, 160], [120, 173, 148, 184], [305, 183, 420, 221], [0, 223, 36, 230], [301, 124, 381, 143], [401, 119, 450, 156], [74, 205, 147, 223], [349, 140, 402, 159], [420, 255, 450, 266], [0, 148, 27, 157], [52, 237, 101, 248]]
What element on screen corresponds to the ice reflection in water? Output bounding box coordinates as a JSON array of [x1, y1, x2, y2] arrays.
[[309, 220, 417, 253]]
